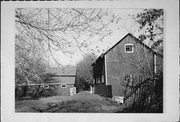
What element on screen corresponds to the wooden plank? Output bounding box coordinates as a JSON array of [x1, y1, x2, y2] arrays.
[[105, 55, 108, 85]]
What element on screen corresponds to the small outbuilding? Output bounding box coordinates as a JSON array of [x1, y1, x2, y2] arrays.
[[46, 66, 76, 96], [92, 33, 163, 99]]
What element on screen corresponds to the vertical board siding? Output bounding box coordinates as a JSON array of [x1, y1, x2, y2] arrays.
[[106, 35, 154, 97], [105, 55, 108, 85], [156, 55, 163, 74], [15, 84, 75, 97], [56, 84, 74, 96], [93, 33, 163, 102], [94, 84, 112, 97]]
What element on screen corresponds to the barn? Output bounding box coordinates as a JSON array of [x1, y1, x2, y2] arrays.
[[45, 66, 76, 96], [92, 33, 163, 99]]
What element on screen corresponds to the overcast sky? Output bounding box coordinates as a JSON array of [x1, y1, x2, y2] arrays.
[[46, 9, 143, 67]]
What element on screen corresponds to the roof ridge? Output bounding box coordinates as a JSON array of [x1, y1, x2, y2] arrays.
[[93, 33, 163, 64]]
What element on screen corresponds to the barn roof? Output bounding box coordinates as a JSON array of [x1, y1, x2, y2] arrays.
[[93, 33, 163, 65], [45, 66, 76, 84], [47, 66, 76, 75]]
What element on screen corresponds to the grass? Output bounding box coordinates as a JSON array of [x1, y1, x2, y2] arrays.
[[16, 91, 124, 113]]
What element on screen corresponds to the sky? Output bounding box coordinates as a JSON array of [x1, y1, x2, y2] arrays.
[[16, 8, 147, 67], [47, 9, 142, 67]]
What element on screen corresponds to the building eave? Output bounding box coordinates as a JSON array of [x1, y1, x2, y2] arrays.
[[92, 33, 163, 65]]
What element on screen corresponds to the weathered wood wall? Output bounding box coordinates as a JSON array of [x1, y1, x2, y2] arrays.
[[94, 84, 112, 97], [56, 84, 74, 96], [156, 55, 163, 74], [15, 84, 74, 97], [106, 35, 154, 97], [93, 57, 105, 79]]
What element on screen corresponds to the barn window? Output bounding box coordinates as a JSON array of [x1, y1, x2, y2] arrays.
[[61, 84, 67, 88], [124, 74, 133, 84], [125, 44, 133, 53]]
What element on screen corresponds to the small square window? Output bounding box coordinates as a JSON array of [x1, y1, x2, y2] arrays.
[[61, 84, 67, 88], [124, 74, 132, 82], [125, 44, 133, 53], [124, 74, 133, 86]]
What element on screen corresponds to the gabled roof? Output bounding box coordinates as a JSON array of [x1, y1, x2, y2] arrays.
[[45, 66, 76, 84], [47, 66, 76, 75], [93, 33, 163, 65]]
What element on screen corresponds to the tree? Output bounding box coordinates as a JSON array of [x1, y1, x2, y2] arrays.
[[133, 9, 163, 54], [75, 54, 97, 91], [131, 9, 163, 112], [15, 8, 119, 96], [15, 8, 117, 66], [15, 34, 47, 97]]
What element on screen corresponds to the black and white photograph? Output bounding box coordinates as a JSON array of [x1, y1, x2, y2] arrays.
[[15, 8, 163, 113], [1, 1, 179, 122]]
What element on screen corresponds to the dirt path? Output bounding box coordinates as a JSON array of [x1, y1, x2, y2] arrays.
[[16, 91, 124, 113]]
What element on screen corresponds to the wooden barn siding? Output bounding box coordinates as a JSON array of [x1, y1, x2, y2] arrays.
[[94, 58, 105, 77], [156, 55, 163, 73], [106, 35, 154, 97], [93, 59, 109, 96], [16, 84, 74, 97], [94, 84, 112, 97], [56, 84, 74, 96], [93, 57, 105, 83]]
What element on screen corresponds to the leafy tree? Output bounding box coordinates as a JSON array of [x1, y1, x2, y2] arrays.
[[134, 9, 163, 54], [15, 8, 117, 65], [15, 8, 119, 97], [75, 54, 97, 91], [15, 34, 47, 97]]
